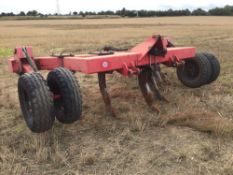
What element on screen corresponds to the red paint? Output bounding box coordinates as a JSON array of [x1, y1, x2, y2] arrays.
[[8, 36, 196, 76]]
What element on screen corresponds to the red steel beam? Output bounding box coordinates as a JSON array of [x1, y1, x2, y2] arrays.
[[8, 36, 196, 75]]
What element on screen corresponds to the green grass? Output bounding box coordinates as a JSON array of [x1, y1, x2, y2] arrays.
[[0, 48, 12, 57]]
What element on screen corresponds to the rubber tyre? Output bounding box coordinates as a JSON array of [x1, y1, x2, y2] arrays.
[[177, 53, 211, 88], [18, 73, 55, 133], [47, 67, 82, 124], [203, 53, 220, 84]]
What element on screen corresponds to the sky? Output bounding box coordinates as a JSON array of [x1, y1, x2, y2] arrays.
[[0, 0, 233, 14]]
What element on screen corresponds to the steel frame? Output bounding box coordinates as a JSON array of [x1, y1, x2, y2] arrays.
[[8, 35, 195, 76]]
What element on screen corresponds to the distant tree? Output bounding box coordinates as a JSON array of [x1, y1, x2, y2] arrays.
[[183, 9, 191, 16], [79, 11, 86, 17], [88, 11, 96, 15], [224, 5, 233, 15], [27, 10, 38, 16], [192, 8, 207, 16], [151, 9, 191, 17], [73, 11, 78, 15], [209, 5, 233, 16], [2, 5, 233, 18], [98, 10, 114, 15], [0, 12, 15, 16], [38, 13, 45, 17], [122, 8, 126, 16], [18, 11, 26, 16], [116, 7, 126, 17], [85, 11, 93, 15]]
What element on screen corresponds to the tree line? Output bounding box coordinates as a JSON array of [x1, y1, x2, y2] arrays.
[[1, 5, 233, 17]]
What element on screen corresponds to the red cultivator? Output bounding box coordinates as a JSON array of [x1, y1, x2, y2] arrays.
[[8, 35, 220, 133]]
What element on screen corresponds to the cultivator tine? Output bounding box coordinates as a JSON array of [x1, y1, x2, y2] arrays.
[[158, 65, 170, 84], [150, 73, 169, 102], [151, 64, 169, 85], [155, 70, 163, 84], [139, 78, 153, 106], [138, 68, 160, 113], [98, 73, 116, 117], [153, 65, 163, 85], [138, 66, 169, 113]]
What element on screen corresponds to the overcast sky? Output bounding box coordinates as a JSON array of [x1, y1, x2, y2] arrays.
[[1, 0, 233, 14]]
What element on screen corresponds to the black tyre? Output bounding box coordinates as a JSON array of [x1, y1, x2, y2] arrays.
[[203, 53, 220, 84], [18, 73, 55, 133], [177, 53, 211, 88], [47, 67, 82, 124]]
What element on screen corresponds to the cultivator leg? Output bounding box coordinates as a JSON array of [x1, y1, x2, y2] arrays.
[[151, 64, 169, 85], [138, 70, 158, 112], [98, 66, 168, 116], [138, 65, 168, 113], [98, 73, 116, 117]]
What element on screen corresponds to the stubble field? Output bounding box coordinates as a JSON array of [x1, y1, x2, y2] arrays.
[[0, 16, 233, 175]]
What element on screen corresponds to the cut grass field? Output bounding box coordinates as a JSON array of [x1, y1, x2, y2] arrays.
[[0, 16, 233, 175]]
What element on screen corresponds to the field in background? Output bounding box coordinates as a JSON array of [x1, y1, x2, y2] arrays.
[[0, 16, 233, 175]]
